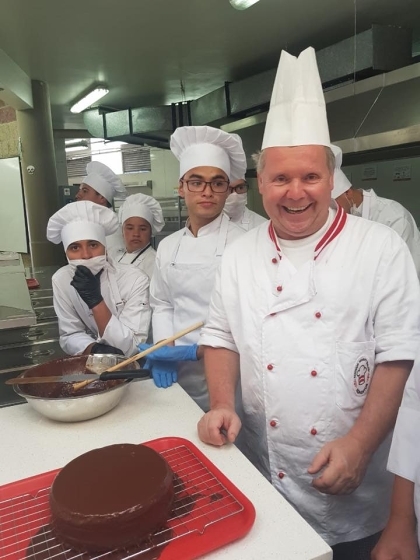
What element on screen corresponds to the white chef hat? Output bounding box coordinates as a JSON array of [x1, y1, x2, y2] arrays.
[[170, 126, 247, 182], [82, 161, 127, 204], [118, 193, 165, 234], [330, 144, 352, 198], [47, 201, 119, 250], [262, 47, 331, 149]]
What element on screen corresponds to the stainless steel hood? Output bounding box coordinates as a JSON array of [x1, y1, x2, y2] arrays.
[[83, 24, 416, 160]]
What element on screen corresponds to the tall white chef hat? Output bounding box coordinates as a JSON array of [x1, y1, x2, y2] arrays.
[[330, 144, 352, 198], [170, 126, 247, 182], [82, 161, 127, 204], [118, 193, 165, 234], [262, 47, 331, 149], [47, 201, 119, 250]]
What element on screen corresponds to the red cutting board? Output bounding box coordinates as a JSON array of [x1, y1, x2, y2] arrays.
[[0, 437, 256, 560]]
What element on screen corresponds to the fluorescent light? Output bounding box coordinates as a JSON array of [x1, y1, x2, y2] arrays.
[[70, 86, 109, 113], [229, 0, 260, 9]]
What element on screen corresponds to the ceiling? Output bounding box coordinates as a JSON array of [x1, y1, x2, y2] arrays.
[[1, 0, 420, 132]]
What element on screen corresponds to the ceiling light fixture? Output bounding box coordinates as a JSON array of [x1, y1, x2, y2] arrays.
[[229, 0, 260, 10], [70, 86, 109, 114]]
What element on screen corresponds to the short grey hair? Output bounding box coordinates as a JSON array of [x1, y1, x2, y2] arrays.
[[253, 146, 336, 175]]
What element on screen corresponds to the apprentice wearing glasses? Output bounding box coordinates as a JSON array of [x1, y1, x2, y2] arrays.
[[224, 178, 267, 231], [138, 126, 246, 410]]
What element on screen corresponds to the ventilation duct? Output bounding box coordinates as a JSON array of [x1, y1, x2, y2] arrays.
[[84, 25, 413, 155]]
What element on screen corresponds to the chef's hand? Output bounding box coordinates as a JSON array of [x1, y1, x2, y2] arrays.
[[307, 434, 370, 495], [371, 516, 418, 560], [137, 343, 199, 362], [197, 408, 241, 447], [145, 359, 177, 389], [90, 343, 124, 356], [70, 265, 103, 309]]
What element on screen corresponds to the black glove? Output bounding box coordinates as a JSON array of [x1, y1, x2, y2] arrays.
[[90, 343, 124, 356], [70, 265, 103, 309]]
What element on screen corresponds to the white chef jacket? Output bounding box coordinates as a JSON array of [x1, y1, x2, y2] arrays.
[[115, 245, 157, 280], [200, 208, 420, 545], [52, 261, 151, 356], [150, 213, 245, 410], [361, 189, 420, 278], [106, 225, 126, 255], [387, 346, 420, 548], [224, 206, 267, 232]]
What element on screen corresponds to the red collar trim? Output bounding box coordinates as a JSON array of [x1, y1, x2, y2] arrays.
[[268, 206, 347, 261]]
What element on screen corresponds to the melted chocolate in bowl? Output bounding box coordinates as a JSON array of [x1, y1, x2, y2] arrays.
[[16, 356, 125, 399]]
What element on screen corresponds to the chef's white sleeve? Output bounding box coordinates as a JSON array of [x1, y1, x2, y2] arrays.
[[200, 256, 238, 352], [372, 232, 420, 363], [387, 362, 420, 482], [150, 250, 175, 343], [53, 276, 96, 355], [100, 271, 151, 356]]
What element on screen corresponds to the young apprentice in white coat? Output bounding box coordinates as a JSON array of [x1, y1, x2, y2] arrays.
[[138, 126, 247, 411], [371, 344, 420, 559], [223, 178, 267, 231], [110, 193, 164, 280], [197, 47, 420, 558], [332, 167, 420, 278], [47, 201, 151, 356], [75, 160, 127, 254]]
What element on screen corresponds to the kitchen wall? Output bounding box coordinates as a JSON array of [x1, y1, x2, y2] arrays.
[[68, 147, 180, 199], [343, 155, 420, 225]]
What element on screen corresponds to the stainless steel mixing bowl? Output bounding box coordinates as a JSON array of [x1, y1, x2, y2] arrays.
[[14, 354, 140, 422]]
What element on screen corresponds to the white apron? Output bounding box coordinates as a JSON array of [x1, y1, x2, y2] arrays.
[[166, 214, 230, 411]]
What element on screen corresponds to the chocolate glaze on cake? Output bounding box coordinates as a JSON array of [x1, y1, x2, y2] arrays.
[[49, 444, 174, 552]]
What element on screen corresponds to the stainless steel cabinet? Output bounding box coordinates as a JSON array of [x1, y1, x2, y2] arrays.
[[0, 321, 59, 348]]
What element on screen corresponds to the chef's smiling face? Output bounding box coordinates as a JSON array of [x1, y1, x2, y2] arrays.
[[258, 145, 334, 240], [179, 166, 231, 223], [66, 240, 106, 260], [123, 217, 152, 253]]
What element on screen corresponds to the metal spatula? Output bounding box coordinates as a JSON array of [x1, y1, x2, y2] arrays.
[[5, 369, 150, 385]]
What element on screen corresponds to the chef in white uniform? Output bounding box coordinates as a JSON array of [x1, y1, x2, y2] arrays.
[[47, 201, 151, 356], [197, 47, 420, 558], [223, 178, 267, 231], [371, 346, 420, 559], [75, 161, 127, 254], [140, 125, 246, 409], [111, 193, 165, 280], [332, 167, 420, 278]]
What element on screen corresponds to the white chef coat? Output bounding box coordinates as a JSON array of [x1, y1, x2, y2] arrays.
[[115, 245, 157, 280], [224, 206, 267, 232], [361, 189, 420, 278], [200, 207, 420, 545], [387, 346, 420, 548], [52, 261, 151, 356], [106, 224, 126, 255], [150, 213, 245, 410]]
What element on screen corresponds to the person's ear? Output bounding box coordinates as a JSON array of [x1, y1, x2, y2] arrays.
[[178, 180, 185, 198]]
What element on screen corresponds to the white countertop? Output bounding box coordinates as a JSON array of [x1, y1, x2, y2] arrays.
[[0, 381, 332, 560]]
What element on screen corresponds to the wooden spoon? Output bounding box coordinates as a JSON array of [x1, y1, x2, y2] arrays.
[[73, 321, 204, 391]]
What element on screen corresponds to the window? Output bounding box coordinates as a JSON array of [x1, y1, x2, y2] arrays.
[[66, 155, 92, 178], [122, 146, 151, 173]]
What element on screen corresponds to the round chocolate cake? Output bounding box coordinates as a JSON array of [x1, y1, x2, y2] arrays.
[[49, 444, 174, 552]]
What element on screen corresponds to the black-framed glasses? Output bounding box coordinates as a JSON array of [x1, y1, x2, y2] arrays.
[[182, 179, 230, 193], [232, 182, 249, 194]]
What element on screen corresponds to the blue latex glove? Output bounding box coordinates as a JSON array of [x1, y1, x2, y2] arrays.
[[144, 358, 177, 389], [137, 343, 198, 362]]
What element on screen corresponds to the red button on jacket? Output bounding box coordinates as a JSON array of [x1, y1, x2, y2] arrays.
[[267, 364, 274, 371]]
